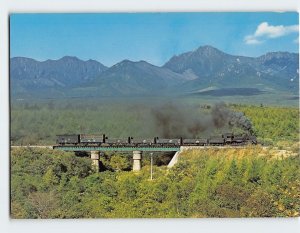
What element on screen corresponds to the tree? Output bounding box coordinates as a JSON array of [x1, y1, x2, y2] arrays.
[[241, 189, 276, 217], [28, 191, 59, 218], [110, 155, 130, 171], [42, 168, 59, 190]]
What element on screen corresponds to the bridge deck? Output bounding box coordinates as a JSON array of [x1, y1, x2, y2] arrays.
[[53, 146, 181, 152]]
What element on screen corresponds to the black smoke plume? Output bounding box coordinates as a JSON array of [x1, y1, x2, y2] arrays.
[[211, 102, 253, 133], [151, 102, 253, 138]]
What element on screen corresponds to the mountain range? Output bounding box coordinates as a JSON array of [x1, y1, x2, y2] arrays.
[[10, 45, 299, 99]]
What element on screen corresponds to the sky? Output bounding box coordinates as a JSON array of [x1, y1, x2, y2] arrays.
[[10, 12, 299, 67]]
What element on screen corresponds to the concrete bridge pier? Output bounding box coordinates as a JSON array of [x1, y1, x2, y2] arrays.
[[133, 151, 142, 171], [91, 150, 100, 172], [167, 150, 181, 168]]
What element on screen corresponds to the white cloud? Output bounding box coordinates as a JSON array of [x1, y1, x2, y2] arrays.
[[255, 22, 298, 38], [244, 22, 299, 45], [294, 37, 299, 44], [244, 35, 263, 45]]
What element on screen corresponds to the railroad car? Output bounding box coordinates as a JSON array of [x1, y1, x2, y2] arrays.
[[208, 137, 225, 145], [156, 138, 181, 146], [130, 138, 155, 146], [55, 133, 257, 147], [105, 137, 131, 146], [80, 134, 106, 146], [56, 134, 80, 145], [182, 138, 208, 146]]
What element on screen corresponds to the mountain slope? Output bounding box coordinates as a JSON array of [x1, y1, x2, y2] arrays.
[[164, 45, 299, 93], [10, 46, 299, 99], [10, 56, 107, 97], [78, 60, 187, 96]]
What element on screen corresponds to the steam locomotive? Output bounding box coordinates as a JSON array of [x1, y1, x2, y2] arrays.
[[56, 133, 257, 147]]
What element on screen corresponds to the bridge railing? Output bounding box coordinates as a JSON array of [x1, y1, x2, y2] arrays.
[[52, 146, 180, 152]]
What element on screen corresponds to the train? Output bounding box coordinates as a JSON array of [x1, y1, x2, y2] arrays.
[[56, 133, 257, 147]]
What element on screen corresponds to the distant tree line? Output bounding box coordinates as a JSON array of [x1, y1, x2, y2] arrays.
[[10, 101, 299, 145]]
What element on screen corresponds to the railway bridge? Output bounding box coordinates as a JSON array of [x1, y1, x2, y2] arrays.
[[53, 145, 181, 172]]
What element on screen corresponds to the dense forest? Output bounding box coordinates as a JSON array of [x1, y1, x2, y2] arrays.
[[235, 105, 299, 143], [10, 100, 299, 145], [10, 100, 300, 218], [11, 146, 299, 218]]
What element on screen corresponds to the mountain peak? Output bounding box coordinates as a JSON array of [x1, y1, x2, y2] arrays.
[[10, 46, 299, 98], [113, 59, 132, 67], [115, 59, 152, 67], [59, 56, 81, 62], [163, 45, 230, 76], [10, 55, 108, 92], [11, 56, 39, 62], [195, 45, 225, 56], [197, 45, 217, 50]]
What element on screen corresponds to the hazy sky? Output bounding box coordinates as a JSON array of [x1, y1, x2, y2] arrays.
[[10, 12, 299, 66]]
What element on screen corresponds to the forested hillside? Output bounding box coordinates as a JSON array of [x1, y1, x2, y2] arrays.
[[11, 146, 300, 218], [10, 100, 299, 218], [234, 105, 299, 143]]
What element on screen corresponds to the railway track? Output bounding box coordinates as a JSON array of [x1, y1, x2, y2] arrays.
[[10, 145, 263, 150], [11, 145, 53, 149]]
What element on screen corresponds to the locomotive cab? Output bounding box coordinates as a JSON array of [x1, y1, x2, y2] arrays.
[[222, 133, 234, 144]]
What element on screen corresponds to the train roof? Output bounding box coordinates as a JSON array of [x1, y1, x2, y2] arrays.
[[56, 134, 79, 136]]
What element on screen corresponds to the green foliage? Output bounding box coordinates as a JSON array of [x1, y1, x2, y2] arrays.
[[241, 189, 276, 217], [42, 168, 59, 190], [10, 99, 299, 150], [11, 101, 299, 147], [10, 100, 160, 145], [234, 105, 299, 142], [109, 154, 131, 171], [10, 147, 300, 218], [9, 101, 300, 218]]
